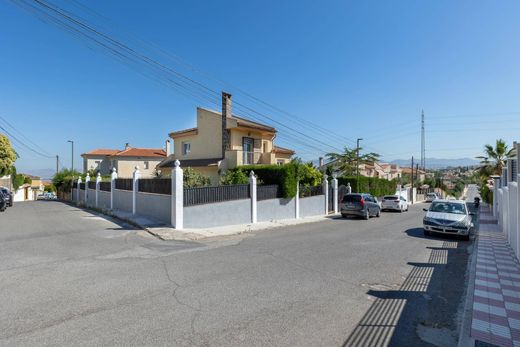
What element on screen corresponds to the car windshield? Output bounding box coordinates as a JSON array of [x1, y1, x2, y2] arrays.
[[430, 201, 466, 215], [383, 196, 398, 200]]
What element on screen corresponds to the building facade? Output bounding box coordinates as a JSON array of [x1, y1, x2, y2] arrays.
[[158, 93, 294, 184], [82, 145, 166, 178]]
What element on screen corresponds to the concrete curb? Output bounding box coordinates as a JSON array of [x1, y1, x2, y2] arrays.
[[144, 214, 339, 241], [457, 214, 479, 347]]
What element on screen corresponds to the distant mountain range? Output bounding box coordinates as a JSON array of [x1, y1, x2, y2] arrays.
[[389, 158, 480, 169], [19, 168, 55, 180]]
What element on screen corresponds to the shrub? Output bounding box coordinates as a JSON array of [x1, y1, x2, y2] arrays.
[[220, 169, 249, 185], [231, 164, 298, 198], [337, 176, 396, 197], [183, 167, 211, 188], [480, 185, 493, 204]]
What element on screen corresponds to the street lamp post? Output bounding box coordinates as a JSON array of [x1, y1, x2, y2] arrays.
[[356, 138, 363, 193], [67, 140, 74, 172]]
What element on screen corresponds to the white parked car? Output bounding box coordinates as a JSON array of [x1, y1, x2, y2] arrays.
[[426, 193, 438, 202], [381, 195, 408, 212], [423, 199, 474, 240]]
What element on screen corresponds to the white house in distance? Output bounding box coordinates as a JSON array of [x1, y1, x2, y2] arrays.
[[81, 144, 167, 178]]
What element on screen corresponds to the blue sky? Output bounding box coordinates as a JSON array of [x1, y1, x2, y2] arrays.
[[1, 0, 520, 177]]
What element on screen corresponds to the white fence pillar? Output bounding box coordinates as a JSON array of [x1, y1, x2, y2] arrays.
[[76, 177, 82, 204], [493, 177, 500, 217], [250, 171, 257, 223], [498, 189, 503, 228], [132, 166, 140, 215], [332, 174, 338, 214], [95, 172, 101, 208], [323, 175, 329, 215], [295, 181, 300, 219], [84, 173, 90, 204], [509, 182, 518, 258], [171, 160, 183, 229], [517, 174, 520, 261], [110, 168, 117, 210]]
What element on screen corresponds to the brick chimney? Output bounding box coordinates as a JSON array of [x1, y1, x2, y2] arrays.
[[124, 143, 130, 150], [319, 157, 324, 168], [222, 92, 232, 157]]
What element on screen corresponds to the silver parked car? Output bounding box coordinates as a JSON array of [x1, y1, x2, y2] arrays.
[[423, 199, 474, 240]]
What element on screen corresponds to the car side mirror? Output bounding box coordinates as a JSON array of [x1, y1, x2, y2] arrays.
[[423, 208, 428, 212], [469, 212, 475, 216]]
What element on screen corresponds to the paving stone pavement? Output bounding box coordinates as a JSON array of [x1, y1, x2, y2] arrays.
[[471, 207, 520, 347]]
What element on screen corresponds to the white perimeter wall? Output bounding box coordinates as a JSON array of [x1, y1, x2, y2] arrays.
[[184, 199, 251, 229], [136, 192, 171, 225]]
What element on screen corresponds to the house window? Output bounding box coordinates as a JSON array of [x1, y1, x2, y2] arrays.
[[277, 159, 284, 165], [242, 137, 255, 164], [182, 142, 191, 155], [144, 161, 149, 170], [263, 142, 267, 153], [94, 160, 101, 168]]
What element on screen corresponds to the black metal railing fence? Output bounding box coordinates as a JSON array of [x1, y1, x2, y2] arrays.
[[138, 179, 171, 195], [115, 178, 133, 191], [184, 184, 250, 206], [257, 184, 281, 201]]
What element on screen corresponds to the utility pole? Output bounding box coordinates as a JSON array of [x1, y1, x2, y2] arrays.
[[421, 110, 425, 170], [356, 138, 363, 193], [68, 140, 74, 172], [411, 156, 414, 204], [56, 155, 59, 174]]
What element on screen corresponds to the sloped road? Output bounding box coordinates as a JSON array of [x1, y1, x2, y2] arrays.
[[0, 200, 471, 346]]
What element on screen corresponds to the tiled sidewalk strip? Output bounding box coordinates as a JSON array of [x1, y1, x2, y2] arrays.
[[471, 207, 520, 347]]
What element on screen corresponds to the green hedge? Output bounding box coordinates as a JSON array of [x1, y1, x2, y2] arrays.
[[230, 164, 298, 198], [337, 176, 397, 197]]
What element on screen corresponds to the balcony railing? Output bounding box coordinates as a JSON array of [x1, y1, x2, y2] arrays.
[[242, 151, 261, 165]]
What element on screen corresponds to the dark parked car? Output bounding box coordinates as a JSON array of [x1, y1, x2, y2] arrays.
[[0, 187, 13, 207], [341, 193, 381, 220], [0, 191, 6, 212]]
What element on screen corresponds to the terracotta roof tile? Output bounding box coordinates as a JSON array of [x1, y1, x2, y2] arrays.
[[83, 148, 166, 158], [273, 146, 295, 155], [83, 149, 120, 156], [114, 148, 166, 158]]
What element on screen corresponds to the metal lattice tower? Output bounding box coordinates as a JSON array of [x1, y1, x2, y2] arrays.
[[421, 110, 425, 170]]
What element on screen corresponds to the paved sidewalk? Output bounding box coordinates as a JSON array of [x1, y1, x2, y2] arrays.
[[470, 206, 520, 347]]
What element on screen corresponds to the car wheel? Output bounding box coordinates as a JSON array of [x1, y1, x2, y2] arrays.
[[376, 209, 381, 217], [423, 228, 430, 236], [341, 214, 347, 219]]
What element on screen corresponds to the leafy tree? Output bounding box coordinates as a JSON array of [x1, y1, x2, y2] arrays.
[[326, 146, 380, 176], [44, 184, 56, 192], [10, 166, 25, 190], [183, 167, 211, 188], [52, 168, 81, 192], [220, 169, 249, 185], [476, 139, 514, 175], [0, 135, 17, 176]]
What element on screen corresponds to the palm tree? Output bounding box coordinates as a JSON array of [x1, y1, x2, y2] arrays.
[[476, 139, 514, 175], [326, 146, 380, 176]]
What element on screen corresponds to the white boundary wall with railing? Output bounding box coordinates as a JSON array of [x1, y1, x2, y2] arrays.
[[493, 145, 520, 261], [71, 163, 334, 230]]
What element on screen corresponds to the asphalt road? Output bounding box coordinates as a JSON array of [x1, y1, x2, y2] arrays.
[[0, 200, 473, 347]]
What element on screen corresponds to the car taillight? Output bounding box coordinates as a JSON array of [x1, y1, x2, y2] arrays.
[[360, 198, 365, 206]]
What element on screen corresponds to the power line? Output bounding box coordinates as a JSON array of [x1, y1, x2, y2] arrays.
[[11, 0, 348, 158], [0, 124, 54, 158]]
